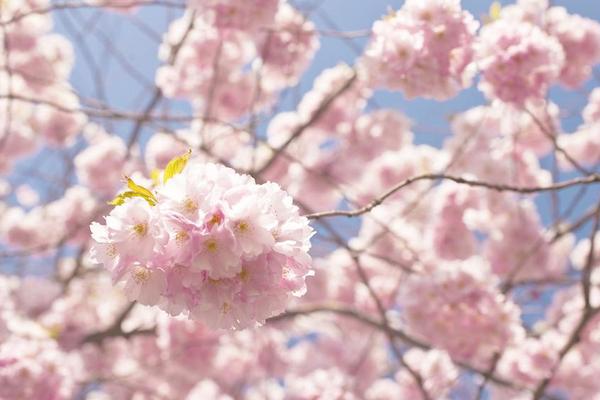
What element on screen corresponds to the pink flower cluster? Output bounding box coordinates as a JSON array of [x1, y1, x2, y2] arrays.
[[477, 0, 600, 103], [428, 183, 479, 261], [398, 256, 523, 367], [260, 3, 321, 90], [75, 126, 129, 197], [476, 19, 564, 104], [0, 277, 76, 400], [360, 0, 478, 99], [260, 64, 377, 210], [156, 1, 318, 120], [366, 349, 457, 400], [0, 0, 86, 173], [481, 195, 574, 282], [558, 88, 600, 169], [1, 186, 97, 250], [445, 103, 552, 187], [492, 277, 600, 399], [546, 7, 600, 87], [188, 0, 279, 33], [263, 99, 417, 212], [90, 160, 314, 329], [144, 132, 189, 172], [0, 337, 76, 400], [426, 185, 574, 283], [296, 63, 371, 134]]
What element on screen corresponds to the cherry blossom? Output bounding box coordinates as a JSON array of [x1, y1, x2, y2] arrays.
[[558, 89, 600, 169], [546, 6, 600, 87], [0, 336, 77, 400], [476, 19, 564, 104], [398, 256, 523, 367], [187, 0, 280, 34], [90, 158, 314, 329], [366, 349, 458, 400], [361, 0, 478, 99]]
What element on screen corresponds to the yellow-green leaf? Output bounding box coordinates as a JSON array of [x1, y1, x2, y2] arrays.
[[126, 177, 155, 199], [150, 169, 162, 186], [108, 191, 140, 206], [108, 177, 158, 207], [482, 1, 501, 25], [108, 192, 129, 206], [44, 324, 62, 340], [163, 149, 192, 184], [489, 1, 501, 21]]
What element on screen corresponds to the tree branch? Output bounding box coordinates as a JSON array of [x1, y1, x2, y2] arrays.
[[254, 70, 357, 176], [306, 173, 600, 220]]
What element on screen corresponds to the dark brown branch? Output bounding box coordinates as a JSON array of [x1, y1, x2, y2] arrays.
[[82, 302, 156, 345], [582, 207, 600, 311], [306, 173, 600, 220], [351, 255, 431, 400], [524, 107, 591, 175]]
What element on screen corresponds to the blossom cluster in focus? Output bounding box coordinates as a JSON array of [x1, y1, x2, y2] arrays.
[[90, 154, 314, 329]]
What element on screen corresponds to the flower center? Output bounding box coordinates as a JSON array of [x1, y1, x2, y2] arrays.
[[238, 267, 249, 282], [208, 213, 223, 228], [384, 10, 397, 21], [132, 266, 151, 284], [282, 267, 294, 280], [133, 223, 147, 237], [183, 198, 198, 214], [205, 239, 218, 252], [221, 302, 231, 314], [223, 6, 237, 17], [236, 220, 250, 233], [175, 231, 189, 244], [45, 324, 62, 340], [106, 244, 118, 258]]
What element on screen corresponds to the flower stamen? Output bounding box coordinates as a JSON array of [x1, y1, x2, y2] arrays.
[[133, 223, 147, 236], [132, 266, 151, 284]]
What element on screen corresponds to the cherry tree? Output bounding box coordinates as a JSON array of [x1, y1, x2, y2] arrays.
[[1, 0, 600, 398]]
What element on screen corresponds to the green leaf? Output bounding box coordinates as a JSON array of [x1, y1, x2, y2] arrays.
[[489, 2, 501, 21], [126, 177, 156, 201], [163, 149, 192, 184], [108, 191, 132, 206], [108, 191, 143, 206], [108, 177, 158, 207], [150, 169, 162, 186]]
